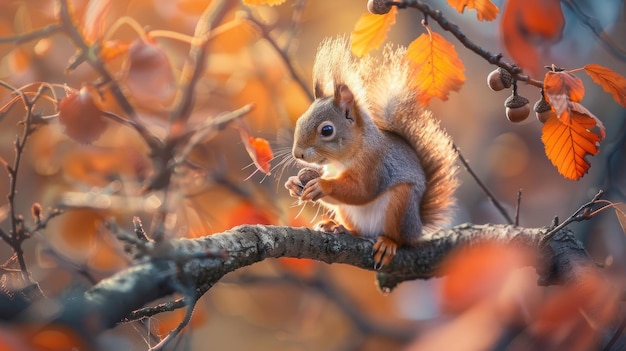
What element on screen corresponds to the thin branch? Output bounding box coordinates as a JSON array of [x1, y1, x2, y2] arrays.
[[245, 14, 314, 102], [0, 23, 63, 44], [124, 297, 187, 322], [561, 0, 626, 62], [393, 0, 543, 88], [540, 190, 605, 245], [515, 189, 522, 226], [453, 144, 513, 224]]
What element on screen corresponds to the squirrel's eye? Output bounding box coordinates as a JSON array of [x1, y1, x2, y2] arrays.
[[320, 124, 334, 138]]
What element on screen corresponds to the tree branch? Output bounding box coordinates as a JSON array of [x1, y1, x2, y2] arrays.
[[46, 223, 595, 339]]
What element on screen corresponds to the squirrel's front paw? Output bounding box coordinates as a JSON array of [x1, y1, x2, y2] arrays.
[[301, 177, 324, 202], [314, 219, 347, 233], [372, 236, 398, 270], [284, 176, 303, 197]]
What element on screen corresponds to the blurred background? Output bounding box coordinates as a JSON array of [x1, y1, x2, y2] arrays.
[[0, 0, 624, 350]]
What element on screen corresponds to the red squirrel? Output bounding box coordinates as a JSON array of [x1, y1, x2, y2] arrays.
[[285, 37, 458, 269]]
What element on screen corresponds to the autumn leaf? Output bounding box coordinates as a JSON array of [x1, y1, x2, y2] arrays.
[[99, 39, 130, 62], [584, 64, 626, 107], [242, 0, 287, 6], [406, 29, 465, 105], [350, 7, 398, 57], [58, 86, 108, 144], [238, 128, 273, 175], [123, 37, 176, 110], [541, 109, 603, 180], [82, 0, 112, 43], [501, 0, 564, 74], [446, 0, 499, 21], [543, 70, 585, 117], [616, 204, 626, 235]]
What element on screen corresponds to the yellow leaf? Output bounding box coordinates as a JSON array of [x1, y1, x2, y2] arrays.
[[350, 7, 398, 57], [446, 0, 499, 21], [584, 64, 626, 108], [242, 0, 287, 6], [406, 31, 465, 105]]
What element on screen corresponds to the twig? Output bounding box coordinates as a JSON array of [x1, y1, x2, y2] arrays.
[[561, 0, 626, 62], [540, 190, 610, 246], [453, 144, 513, 224], [0, 23, 63, 44], [245, 14, 314, 102], [393, 0, 543, 88], [56, 0, 162, 152], [124, 297, 187, 322], [514, 189, 522, 226]]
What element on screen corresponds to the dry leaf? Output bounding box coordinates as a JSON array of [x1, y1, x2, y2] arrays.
[[584, 64, 626, 107], [58, 86, 108, 144], [82, 0, 112, 43], [238, 128, 273, 175], [446, 0, 499, 21], [406, 30, 465, 105], [541, 110, 603, 180], [123, 37, 176, 110], [350, 7, 398, 57], [543, 70, 585, 117], [501, 0, 564, 74]]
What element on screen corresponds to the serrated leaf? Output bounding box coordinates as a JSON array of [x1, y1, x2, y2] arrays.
[[446, 0, 499, 21], [350, 7, 398, 57], [406, 31, 465, 106], [541, 109, 603, 180], [584, 64, 626, 108], [543, 70, 585, 117], [242, 0, 287, 6]]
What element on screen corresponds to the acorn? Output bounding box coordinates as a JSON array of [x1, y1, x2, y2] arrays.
[[487, 67, 514, 91], [367, 0, 393, 14], [504, 94, 530, 123], [533, 98, 556, 124], [297, 167, 321, 187]]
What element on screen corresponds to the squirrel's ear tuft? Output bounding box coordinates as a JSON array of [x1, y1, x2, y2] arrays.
[[334, 84, 354, 110], [314, 82, 324, 99]]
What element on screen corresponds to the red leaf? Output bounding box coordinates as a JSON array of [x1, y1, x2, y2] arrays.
[[58, 86, 108, 144], [238, 129, 273, 175], [543, 70, 585, 117], [584, 64, 626, 107]]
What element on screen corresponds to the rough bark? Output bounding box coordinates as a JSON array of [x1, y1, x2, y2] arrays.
[[44, 222, 598, 340]]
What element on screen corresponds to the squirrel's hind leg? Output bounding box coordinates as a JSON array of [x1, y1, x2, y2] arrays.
[[372, 237, 398, 270]]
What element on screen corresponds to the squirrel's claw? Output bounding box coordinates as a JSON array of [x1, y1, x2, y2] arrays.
[[372, 236, 398, 270], [314, 219, 347, 233], [301, 177, 324, 201], [284, 176, 303, 197]]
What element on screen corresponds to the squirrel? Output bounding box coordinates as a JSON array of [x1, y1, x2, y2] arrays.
[[284, 37, 458, 270]]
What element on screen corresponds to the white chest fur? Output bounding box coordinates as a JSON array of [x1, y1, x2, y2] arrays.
[[336, 191, 391, 238]]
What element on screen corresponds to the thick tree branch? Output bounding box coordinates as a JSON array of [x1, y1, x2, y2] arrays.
[[46, 223, 596, 340]]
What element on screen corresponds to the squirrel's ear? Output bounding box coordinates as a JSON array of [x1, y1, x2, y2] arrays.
[[334, 84, 354, 110], [314, 83, 324, 99]]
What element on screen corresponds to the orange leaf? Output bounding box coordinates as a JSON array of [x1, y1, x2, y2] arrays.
[[350, 7, 398, 57], [543, 70, 585, 117], [584, 64, 626, 108], [501, 0, 564, 74], [82, 0, 112, 43], [406, 30, 465, 105], [446, 0, 499, 21], [541, 109, 603, 180], [239, 129, 273, 175], [58, 86, 108, 144], [242, 0, 287, 6]]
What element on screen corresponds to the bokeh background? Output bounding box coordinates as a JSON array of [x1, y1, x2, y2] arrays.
[[0, 0, 624, 350]]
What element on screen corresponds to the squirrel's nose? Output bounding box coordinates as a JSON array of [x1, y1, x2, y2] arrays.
[[293, 146, 305, 160]]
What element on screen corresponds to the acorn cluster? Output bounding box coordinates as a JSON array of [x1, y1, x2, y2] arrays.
[[487, 68, 554, 124]]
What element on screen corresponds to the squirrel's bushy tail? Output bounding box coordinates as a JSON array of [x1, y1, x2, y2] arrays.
[[313, 36, 459, 231]]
